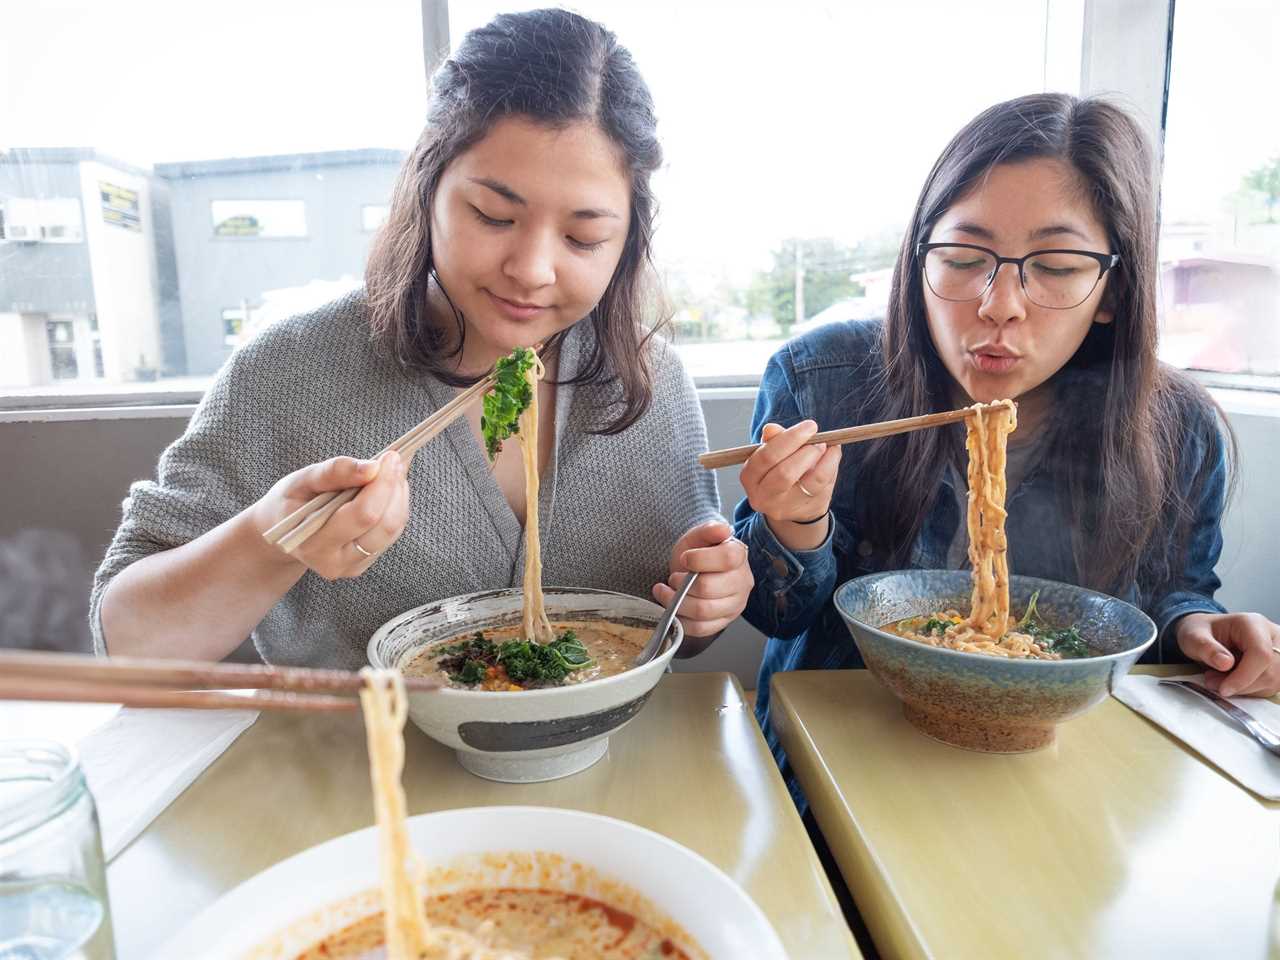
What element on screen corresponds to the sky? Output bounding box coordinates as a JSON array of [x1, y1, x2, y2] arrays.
[[2, 0, 1277, 276]]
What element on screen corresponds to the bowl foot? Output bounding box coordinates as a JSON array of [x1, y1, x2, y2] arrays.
[[902, 703, 1055, 753], [455, 738, 609, 783]]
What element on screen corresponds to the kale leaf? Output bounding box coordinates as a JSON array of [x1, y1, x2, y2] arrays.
[[480, 347, 536, 460]]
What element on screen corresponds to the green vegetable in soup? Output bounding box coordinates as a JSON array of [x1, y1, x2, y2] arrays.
[[434, 629, 595, 687], [480, 347, 536, 460], [1014, 591, 1092, 658]]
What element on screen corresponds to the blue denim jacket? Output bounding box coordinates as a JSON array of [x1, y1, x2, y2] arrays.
[[733, 320, 1228, 807]]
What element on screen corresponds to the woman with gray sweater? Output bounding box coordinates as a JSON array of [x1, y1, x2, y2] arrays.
[[92, 10, 752, 669]]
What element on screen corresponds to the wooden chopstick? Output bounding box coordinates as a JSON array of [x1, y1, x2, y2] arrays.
[[698, 402, 1012, 470], [263, 372, 497, 553], [0, 651, 440, 713]]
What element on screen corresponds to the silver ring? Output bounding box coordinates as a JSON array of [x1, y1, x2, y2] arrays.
[[353, 540, 374, 559], [797, 483, 815, 497]]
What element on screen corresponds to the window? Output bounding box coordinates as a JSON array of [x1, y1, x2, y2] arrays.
[[46, 320, 79, 380], [211, 200, 308, 239], [1160, 0, 1280, 380], [450, 1, 1084, 382], [362, 204, 390, 232], [222, 306, 250, 347], [1, 0, 425, 396]]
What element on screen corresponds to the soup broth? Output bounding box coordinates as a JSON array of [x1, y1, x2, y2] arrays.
[[404, 620, 650, 691], [295, 887, 692, 960], [884, 606, 1097, 660]]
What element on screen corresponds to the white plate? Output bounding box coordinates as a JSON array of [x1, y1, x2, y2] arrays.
[[153, 806, 787, 959]]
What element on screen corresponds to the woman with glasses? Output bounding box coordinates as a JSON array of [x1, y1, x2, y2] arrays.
[[732, 93, 1280, 805]]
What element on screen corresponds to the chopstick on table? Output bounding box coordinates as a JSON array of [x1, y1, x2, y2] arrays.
[[0, 651, 440, 714], [262, 370, 498, 554], [698, 401, 1014, 470]]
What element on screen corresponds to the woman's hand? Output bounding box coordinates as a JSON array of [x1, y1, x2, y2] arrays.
[[739, 420, 841, 550], [1175, 611, 1280, 697], [251, 450, 410, 580], [653, 520, 753, 645]]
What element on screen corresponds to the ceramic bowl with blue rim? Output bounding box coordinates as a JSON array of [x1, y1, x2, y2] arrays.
[[833, 570, 1156, 752], [368, 587, 681, 782]]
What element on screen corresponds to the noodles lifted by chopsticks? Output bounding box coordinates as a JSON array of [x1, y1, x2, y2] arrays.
[[358, 669, 531, 959], [962, 399, 1017, 640], [517, 353, 555, 645]]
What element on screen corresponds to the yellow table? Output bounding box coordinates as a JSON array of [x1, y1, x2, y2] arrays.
[[105, 672, 861, 959], [772, 665, 1280, 960]]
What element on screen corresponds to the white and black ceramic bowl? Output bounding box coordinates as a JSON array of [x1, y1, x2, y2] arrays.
[[368, 587, 682, 782]]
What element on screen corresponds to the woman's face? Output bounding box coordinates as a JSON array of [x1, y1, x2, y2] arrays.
[[430, 116, 633, 370], [923, 157, 1114, 405]]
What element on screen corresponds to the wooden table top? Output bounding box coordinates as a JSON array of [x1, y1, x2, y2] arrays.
[[771, 665, 1280, 960], [102, 671, 861, 958]]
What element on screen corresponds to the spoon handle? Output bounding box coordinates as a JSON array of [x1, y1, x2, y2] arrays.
[[637, 571, 700, 665]]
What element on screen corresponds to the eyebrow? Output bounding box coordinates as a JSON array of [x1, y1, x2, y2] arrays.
[[468, 177, 621, 220], [946, 220, 1093, 244]]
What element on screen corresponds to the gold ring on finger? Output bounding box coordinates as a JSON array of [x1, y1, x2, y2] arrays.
[[353, 540, 375, 559], [797, 483, 815, 497]]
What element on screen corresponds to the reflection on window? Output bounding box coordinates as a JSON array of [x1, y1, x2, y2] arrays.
[[211, 200, 308, 238], [1, 0, 425, 396], [362, 204, 390, 232], [1160, 0, 1280, 378], [452, 0, 1082, 381]]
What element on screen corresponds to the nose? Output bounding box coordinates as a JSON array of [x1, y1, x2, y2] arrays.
[[502, 227, 556, 292], [978, 260, 1027, 328]]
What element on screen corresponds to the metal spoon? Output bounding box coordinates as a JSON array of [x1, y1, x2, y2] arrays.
[[635, 572, 700, 666]]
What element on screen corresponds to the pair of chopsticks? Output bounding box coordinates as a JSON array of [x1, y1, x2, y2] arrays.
[[262, 371, 498, 554], [0, 651, 439, 713], [698, 402, 1012, 469]]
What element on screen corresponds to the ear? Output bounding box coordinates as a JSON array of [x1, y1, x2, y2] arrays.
[[1091, 280, 1116, 326]]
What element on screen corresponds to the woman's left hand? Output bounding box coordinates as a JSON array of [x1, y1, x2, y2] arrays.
[[1175, 611, 1280, 697], [654, 520, 753, 640]]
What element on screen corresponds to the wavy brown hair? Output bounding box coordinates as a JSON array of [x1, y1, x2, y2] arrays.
[[858, 93, 1235, 594], [365, 8, 664, 433]]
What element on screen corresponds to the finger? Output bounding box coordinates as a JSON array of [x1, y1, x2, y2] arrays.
[[679, 538, 748, 575], [741, 420, 819, 489], [679, 614, 737, 638], [1217, 619, 1274, 697], [805, 443, 842, 488], [291, 455, 382, 497], [356, 467, 411, 563], [1235, 660, 1280, 698], [676, 519, 734, 554], [759, 444, 826, 499], [1178, 618, 1236, 675], [314, 451, 403, 551], [670, 568, 745, 600], [672, 593, 745, 625]]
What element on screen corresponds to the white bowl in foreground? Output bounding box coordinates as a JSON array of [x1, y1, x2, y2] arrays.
[[153, 805, 787, 960]]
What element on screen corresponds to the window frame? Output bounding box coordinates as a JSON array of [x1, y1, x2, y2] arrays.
[[2, 0, 1277, 414]]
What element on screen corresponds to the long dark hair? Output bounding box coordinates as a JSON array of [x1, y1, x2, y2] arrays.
[[365, 8, 664, 433], [860, 93, 1235, 593]]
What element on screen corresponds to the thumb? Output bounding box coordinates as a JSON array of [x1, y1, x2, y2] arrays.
[[1179, 618, 1235, 673], [679, 519, 733, 550], [297, 455, 385, 495]]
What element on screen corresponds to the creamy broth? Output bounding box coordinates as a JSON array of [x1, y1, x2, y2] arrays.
[[404, 620, 650, 691], [294, 887, 692, 960]]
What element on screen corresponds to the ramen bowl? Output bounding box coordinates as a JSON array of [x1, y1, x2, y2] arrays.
[[368, 587, 682, 782], [833, 570, 1156, 752], [155, 806, 788, 959]]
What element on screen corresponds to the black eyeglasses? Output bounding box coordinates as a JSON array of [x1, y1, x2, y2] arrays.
[[916, 242, 1120, 310]]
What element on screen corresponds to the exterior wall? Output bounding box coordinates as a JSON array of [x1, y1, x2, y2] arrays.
[[78, 161, 163, 382], [160, 156, 402, 375]]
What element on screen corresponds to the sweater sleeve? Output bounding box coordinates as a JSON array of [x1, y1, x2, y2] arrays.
[[732, 346, 841, 640], [88, 332, 291, 655]]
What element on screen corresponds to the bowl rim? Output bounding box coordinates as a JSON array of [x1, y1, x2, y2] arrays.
[[834, 569, 1157, 667], [367, 585, 684, 701]]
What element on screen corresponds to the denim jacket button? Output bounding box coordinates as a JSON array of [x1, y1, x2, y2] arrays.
[[856, 539, 873, 558], [771, 556, 789, 577]]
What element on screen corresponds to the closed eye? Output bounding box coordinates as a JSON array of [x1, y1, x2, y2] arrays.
[[471, 205, 512, 227], [567, 236, 607, 252]]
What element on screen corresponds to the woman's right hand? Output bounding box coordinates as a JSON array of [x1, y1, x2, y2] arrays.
[[251, 450, 410, 580], [739, 420, 841, 548]]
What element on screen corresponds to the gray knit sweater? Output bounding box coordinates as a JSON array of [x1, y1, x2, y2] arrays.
[[90, 291, 721, 669]]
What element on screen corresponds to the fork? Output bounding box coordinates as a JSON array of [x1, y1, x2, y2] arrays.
[[1158, 679, 1280, 757]]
